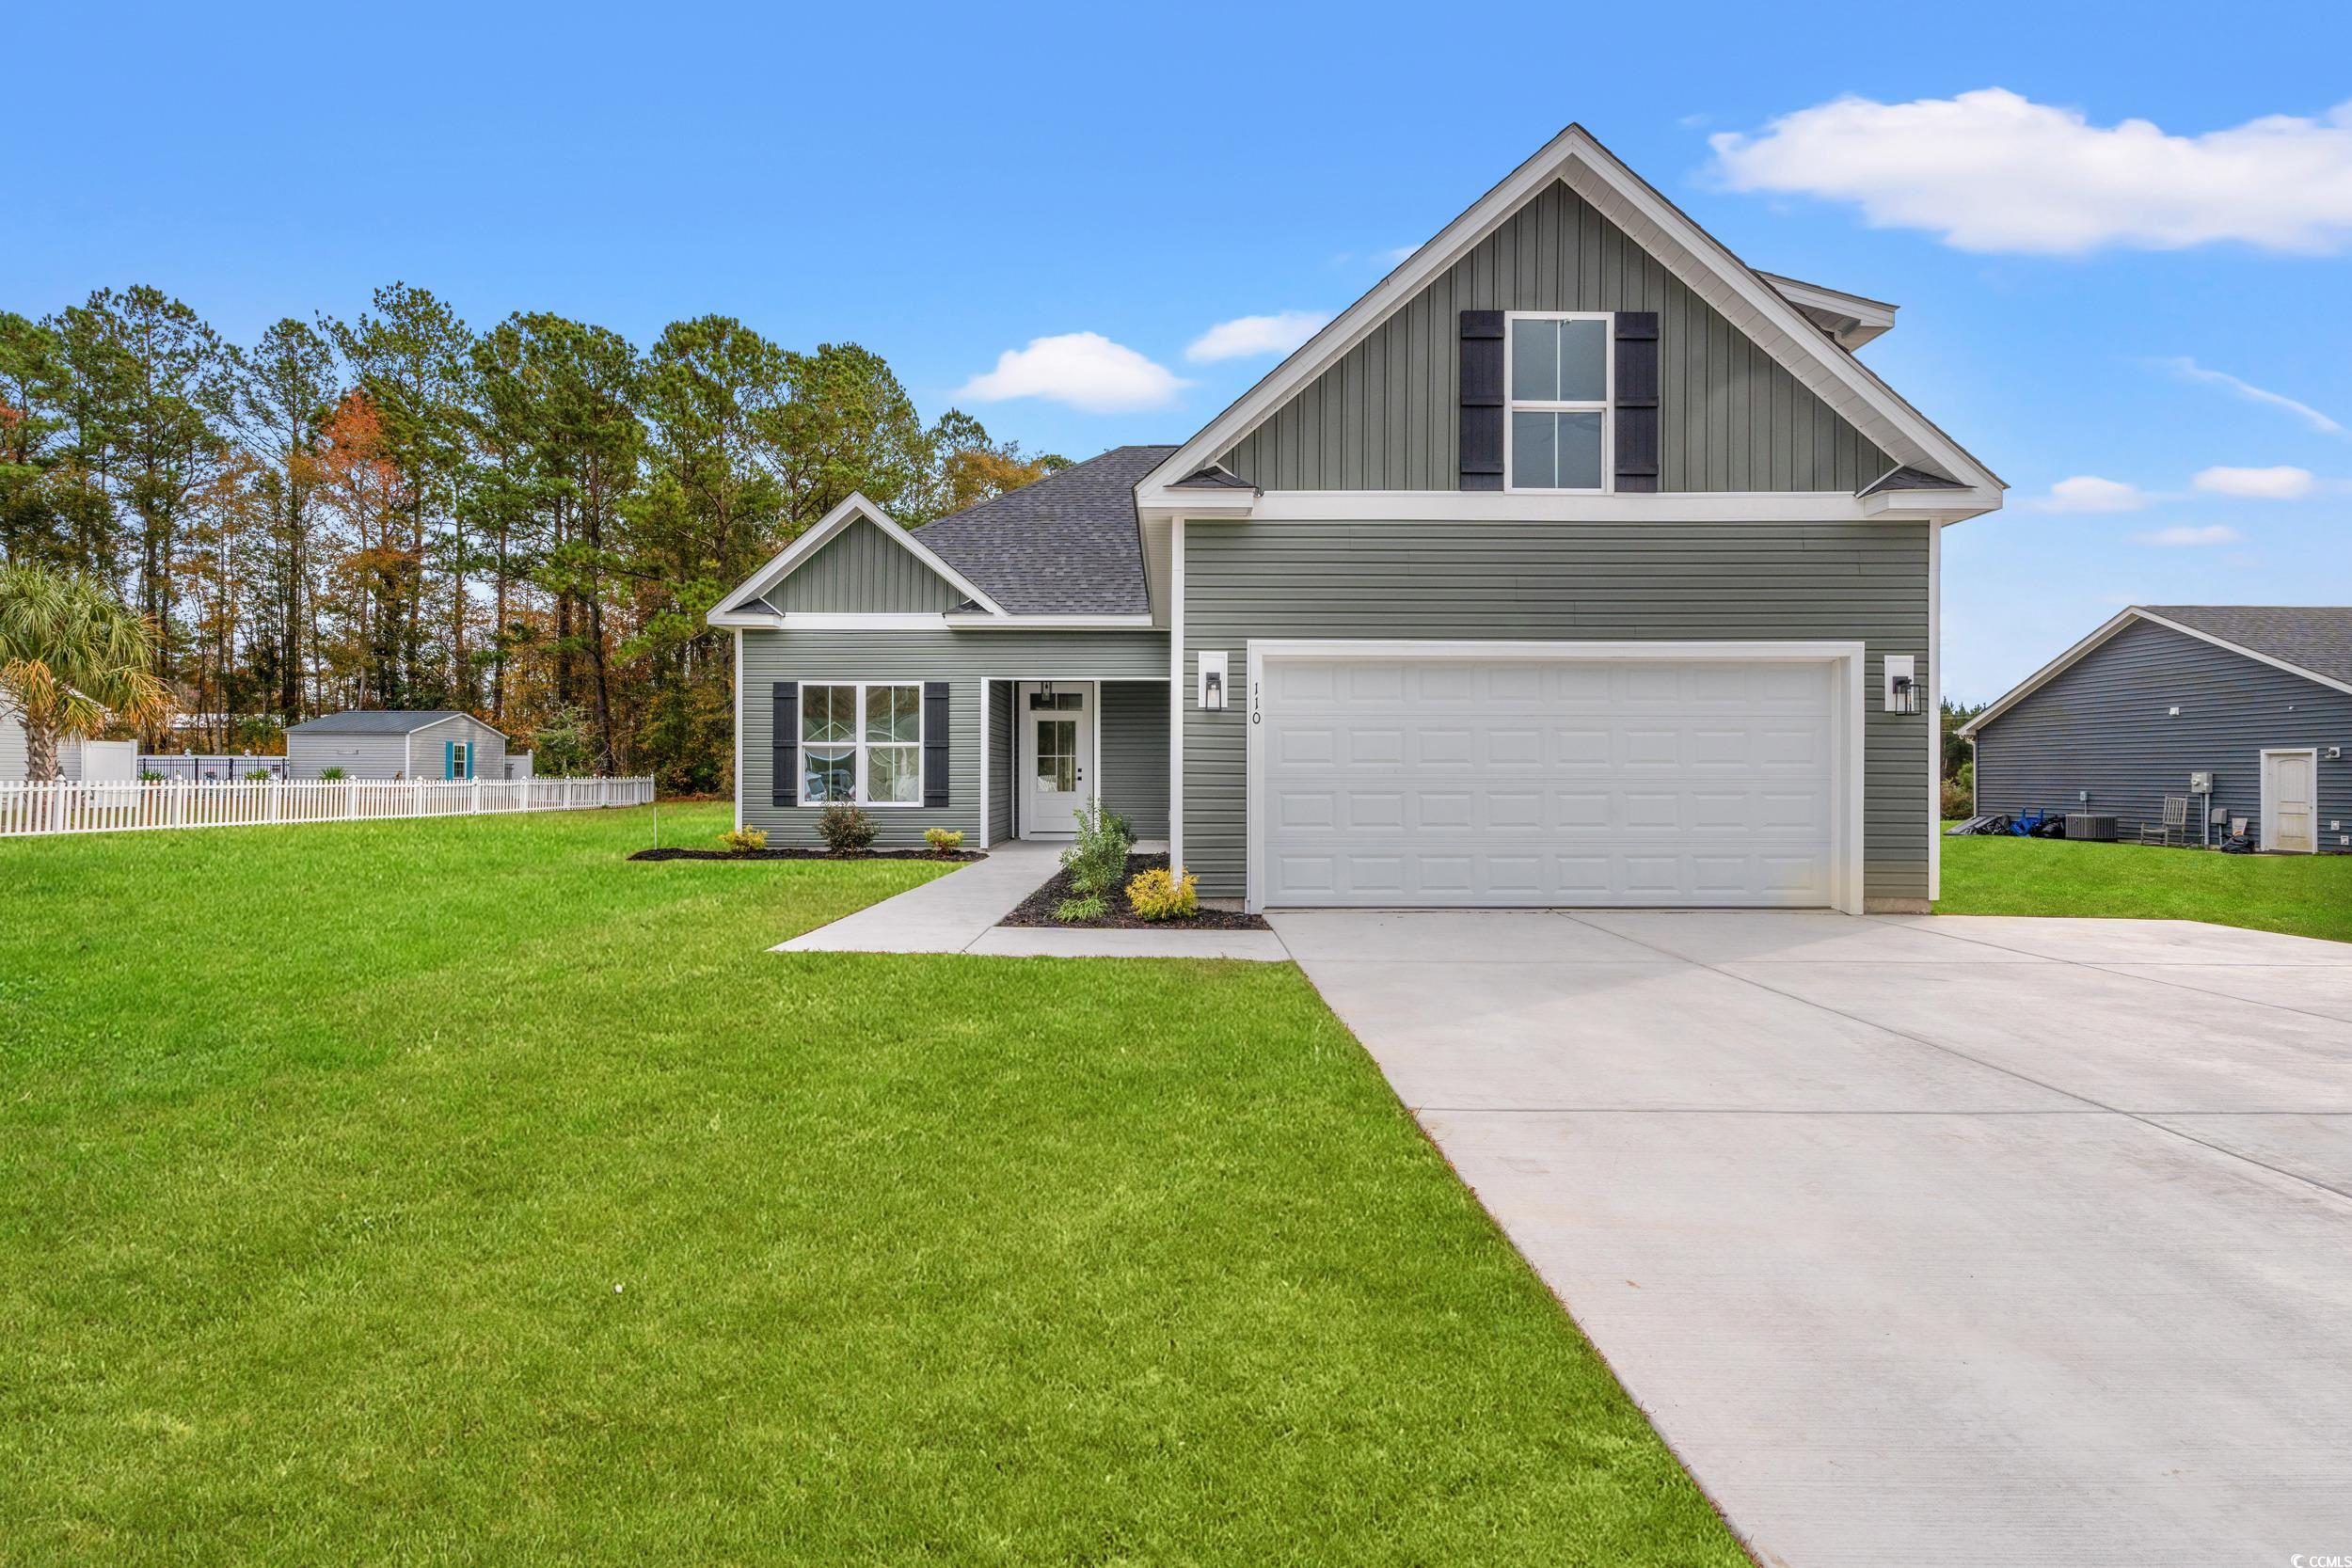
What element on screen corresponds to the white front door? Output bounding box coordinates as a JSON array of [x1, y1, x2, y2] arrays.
[[1020, 683, 1094, 838], [2264, 750, 2318, 853], [1256, 651, 1843, 908]]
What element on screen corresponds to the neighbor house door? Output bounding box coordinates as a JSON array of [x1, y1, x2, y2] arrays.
[[1019, 683, 1094, 838], [2263, 749, 2318, 853]]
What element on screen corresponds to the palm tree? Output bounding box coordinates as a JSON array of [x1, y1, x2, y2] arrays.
[[0, 563, 171, 783]]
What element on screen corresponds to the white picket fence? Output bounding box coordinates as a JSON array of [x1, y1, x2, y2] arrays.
[[0, 775, 654, 838]]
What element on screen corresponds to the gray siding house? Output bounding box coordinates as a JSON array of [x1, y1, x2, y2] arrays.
[[285, 710, 510, 781], [712, 125, 2004, 912], [1961, 607, 2351, 853]]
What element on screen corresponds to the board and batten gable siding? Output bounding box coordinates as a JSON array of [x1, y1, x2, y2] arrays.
[[986, 680, 1014, 844], [761, 518, 968, 615], [1973, 617, 2352, 850], [738, 626, 1168, 846], [1217, 181, 1890, 494], [1180, 516, 1933, 902]]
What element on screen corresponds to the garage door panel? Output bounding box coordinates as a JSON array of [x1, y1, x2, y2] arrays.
[[1261, 653, 1839, 909]]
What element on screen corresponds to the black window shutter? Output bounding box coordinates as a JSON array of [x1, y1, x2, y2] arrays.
[[771, 681, 798, 807], [1458, 310, 1505, 491], [921, 681, 950, 808], [1614, 311, 1661, 494]]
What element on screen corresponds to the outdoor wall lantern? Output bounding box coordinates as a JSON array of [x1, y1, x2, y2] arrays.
[[1884, 654, 1923, 715], [1199, 651, 1229, 710]]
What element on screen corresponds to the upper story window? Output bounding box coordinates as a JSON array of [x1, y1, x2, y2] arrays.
[[1506, 312, 1612, 492]]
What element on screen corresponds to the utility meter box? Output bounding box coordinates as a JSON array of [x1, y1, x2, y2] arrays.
[[2189, 771, 2214, 795]]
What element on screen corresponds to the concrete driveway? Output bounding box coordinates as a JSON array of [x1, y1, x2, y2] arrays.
[[1272, 908, 2352, 1567]]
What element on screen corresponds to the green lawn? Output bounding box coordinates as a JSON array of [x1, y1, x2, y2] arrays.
[[0, 805, 1740, 1566], [1938, 828, 2352, 943]]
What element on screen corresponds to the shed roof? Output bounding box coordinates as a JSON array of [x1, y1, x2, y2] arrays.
[[287, 710, 501, 737]]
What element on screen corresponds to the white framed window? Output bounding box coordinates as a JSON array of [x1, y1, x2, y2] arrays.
[[1504, 311, 1613, 493], [801, 681, 923, 806]]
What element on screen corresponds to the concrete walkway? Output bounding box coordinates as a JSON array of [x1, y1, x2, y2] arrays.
[[775, 840, 1292, 960], [1273, 907, 2352, 1568]]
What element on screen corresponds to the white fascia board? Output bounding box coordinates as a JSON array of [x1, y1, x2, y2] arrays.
[[710, 610, 1157, 632], [707, 493, 1009, 623], [1142, 124, 2001, 500], [1757, 271, 1898, 350], [1861, 486, 2003, 525], [1166, 490, 1870, 524]]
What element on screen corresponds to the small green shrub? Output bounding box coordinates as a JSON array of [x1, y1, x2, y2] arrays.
[[138, 769, 164, 783], [924, 827, 965, 856], [1059, 798, 1131, 898], [720, 826, 768, 853], [1126, 865, 1199, 921], [318, 767, 346, 781], [245, 768, 274, 782], [1102, 809, 1135, 843], [1054, 894, 1107, 924], [818, 803, 876, 853]]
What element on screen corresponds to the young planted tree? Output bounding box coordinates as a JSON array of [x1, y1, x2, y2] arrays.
[[0, 562, 170, 781]]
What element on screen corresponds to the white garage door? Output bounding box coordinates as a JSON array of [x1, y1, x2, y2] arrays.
[[1258, 652, 1840, 908]]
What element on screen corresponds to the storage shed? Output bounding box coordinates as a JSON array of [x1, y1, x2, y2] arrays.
[[1961, 606, 2350, 852], [285, 710, 509, 781]]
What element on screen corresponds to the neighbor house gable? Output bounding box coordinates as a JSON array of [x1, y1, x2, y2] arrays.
[[1138, 124, 2001, 512]]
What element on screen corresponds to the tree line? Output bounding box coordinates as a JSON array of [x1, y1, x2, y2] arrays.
[[0, 285, 1066, 787]]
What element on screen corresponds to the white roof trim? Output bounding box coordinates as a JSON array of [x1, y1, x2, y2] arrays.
[[1757, 271, 1897, 351], [1137, 123, 2000, 507], [1959, 607, 2352, 737], [707, 494, 1009, 623]]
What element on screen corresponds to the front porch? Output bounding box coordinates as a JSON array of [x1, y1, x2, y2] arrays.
[[980, 677, 1168, 847]]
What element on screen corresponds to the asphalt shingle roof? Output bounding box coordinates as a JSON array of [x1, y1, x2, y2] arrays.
[[917, 445, 1174, 616], [2141, 606, 2352, 688], [287, 709, 493, 736]]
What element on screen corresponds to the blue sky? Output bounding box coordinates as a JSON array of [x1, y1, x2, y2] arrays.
[[14, 0, 2352, 701]]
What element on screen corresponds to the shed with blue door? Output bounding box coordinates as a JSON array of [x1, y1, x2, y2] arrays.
[[285, 710, 512, 782]]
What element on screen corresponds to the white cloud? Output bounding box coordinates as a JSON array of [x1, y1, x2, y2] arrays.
[[1184, 310, 1331, 364], [2029, 475, 2149, 513], [953, 333, 1189, 414], [2134, 524, 2241, 547], [1708, 89, 2352, 254], [2192, 464, 2317, 499], [2159, 358, 2344, 434]]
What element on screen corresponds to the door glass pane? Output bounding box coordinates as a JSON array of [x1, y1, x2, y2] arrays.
[[867, 744, 919, 803], [1555, 318, 1608, 402], [802, 684, 853, 745], [1036, 720, 1077, 793], [866, 684, 920, 743], [803, 749, 855, 803], [1510, 318, 1558, 401]]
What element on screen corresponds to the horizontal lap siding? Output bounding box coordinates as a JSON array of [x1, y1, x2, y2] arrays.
[[1099, 681, 1170, 837], [1218, 181, 1889, 494], [739, 627, 1168, 847], [764, 519, 966, 614], [288, 734, 409, 780], [1181, 517, 1931, 902], [1974, 619, 2352, 850]]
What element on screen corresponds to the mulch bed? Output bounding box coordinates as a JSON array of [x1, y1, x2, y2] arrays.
[[630, 847, 987, 863], [1000, 851, 1271, 930]]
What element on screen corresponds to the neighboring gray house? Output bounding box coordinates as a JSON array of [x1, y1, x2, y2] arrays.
[[285, 710, 509, 781], [1, 699, 139, 782], [710, 125, 2004, 912], [1961, 606, 2351, 853]]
